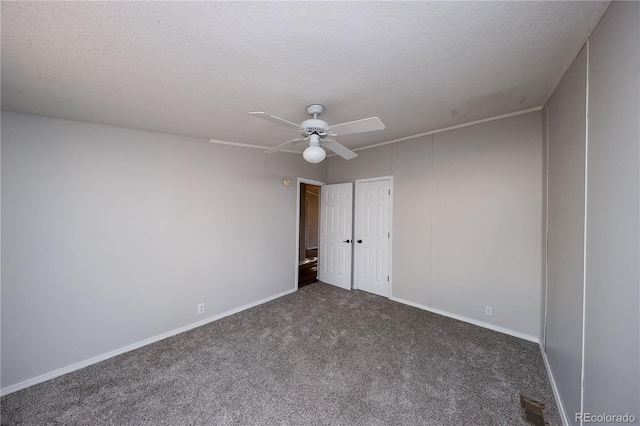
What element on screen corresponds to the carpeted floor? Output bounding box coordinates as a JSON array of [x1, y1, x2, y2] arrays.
[[1, 283, 561, 425]]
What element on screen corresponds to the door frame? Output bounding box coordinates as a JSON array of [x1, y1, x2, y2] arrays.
[[295, 177, 325, 290], [353, 176, 394, 297]]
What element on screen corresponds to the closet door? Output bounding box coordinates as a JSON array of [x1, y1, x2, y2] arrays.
[[318, 183, 353, 290]]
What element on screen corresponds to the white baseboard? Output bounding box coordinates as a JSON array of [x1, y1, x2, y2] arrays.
[[389, 296, 426, 311], [1, 287, 297, 397], [539, 341, 570, 426], [388, 296, 539, 343]]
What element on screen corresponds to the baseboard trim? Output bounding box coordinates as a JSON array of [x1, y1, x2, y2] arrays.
[[389, 296, 427, 311], [538, 341, 570, 426], [388, 296, 538, 343], [1, 287, 297, 397]]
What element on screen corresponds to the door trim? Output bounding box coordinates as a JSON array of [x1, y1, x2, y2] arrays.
[[354, 176, 393, 297], [295, 178, 325, 290]]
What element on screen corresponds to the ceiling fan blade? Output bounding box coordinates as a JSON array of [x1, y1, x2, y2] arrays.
[[264, 137, 306, 154], [328, 117, 385, 136], [321, 138, 358, 160], [249, 112, 305, 131]]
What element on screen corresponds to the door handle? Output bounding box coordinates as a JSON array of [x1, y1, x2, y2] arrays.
[[343, 239, 351, 243], [357, 239, 363, 244]]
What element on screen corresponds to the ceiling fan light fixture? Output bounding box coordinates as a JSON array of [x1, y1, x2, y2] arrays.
[[303, 134, 326, 163], [303, 145, 326, 163]]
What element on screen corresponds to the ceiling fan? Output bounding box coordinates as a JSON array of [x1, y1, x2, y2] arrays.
[[249, 104, 385, 163]]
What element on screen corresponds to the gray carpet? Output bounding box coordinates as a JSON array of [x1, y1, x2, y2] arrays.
[[2, 283, 561, 425]]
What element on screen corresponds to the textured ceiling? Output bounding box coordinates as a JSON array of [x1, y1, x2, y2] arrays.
[[1, 1, 608, 152]]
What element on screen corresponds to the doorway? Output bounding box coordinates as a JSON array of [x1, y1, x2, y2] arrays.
[[295, 176, 392, 296], [298, 182, 321, 288]]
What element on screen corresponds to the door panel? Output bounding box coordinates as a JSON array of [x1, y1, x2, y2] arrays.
[[318, 183, 353, 290], [355, 180, 390, 297]]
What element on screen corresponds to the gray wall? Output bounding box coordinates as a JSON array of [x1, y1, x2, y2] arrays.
[[1, 112, 325, 390], [545, 46, 587, 425], [583, 1, 639, 419], [431, 115, 543, 337], [542, 1, 640, 423], [327, 111, 543, 338], [391, 138, 432, 306]]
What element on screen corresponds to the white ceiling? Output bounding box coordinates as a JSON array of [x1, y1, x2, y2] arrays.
[[1, 1, 608, 152]]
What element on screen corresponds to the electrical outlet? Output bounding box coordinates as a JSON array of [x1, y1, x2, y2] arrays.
[[485, 306, 493, 316], [197, 303, 205, 315]]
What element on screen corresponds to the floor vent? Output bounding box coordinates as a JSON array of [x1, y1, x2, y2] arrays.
[[520, 394, 549, 426]]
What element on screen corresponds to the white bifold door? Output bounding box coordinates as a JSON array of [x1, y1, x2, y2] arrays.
[[354, 179, 391, 297], [318, 183, 353, 290]]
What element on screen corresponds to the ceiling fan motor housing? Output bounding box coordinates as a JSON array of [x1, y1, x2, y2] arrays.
[[301, 118, 329, 135]]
